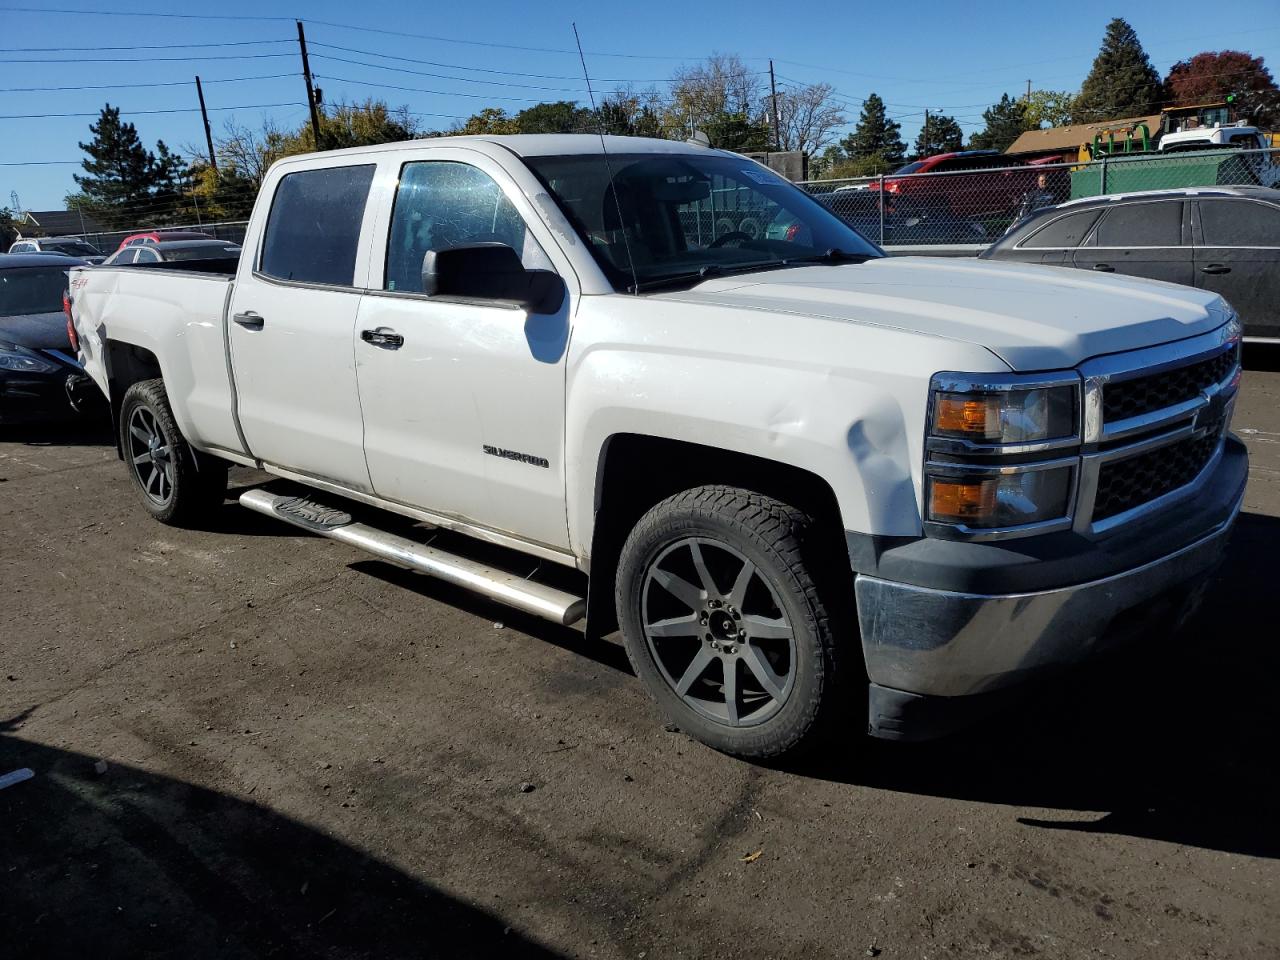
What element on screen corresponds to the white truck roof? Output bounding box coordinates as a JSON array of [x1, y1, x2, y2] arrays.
[[1160, 124, 1265, 148]]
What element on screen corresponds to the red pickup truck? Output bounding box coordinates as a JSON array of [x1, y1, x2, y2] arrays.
[[866, 150, 1047, 220]]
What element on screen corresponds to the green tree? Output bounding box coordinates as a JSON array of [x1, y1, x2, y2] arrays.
[[597, 91, 666, 138], [969, 94, 1030, 151], [452, 107, 519, 135], [913, 113, 963, 157], [73, 104, 172, 226], [1023, 90, 1078, 129], [514, 100, 594, 134], [0, 206, 17, 248], [1072, 18, 1162, 122], [285, 99, 417, 152], [841, 94, 905, 167], [702, 111, 772, 152]]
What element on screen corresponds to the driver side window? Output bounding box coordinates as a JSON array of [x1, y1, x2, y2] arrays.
[[384, 160, 550, 293]]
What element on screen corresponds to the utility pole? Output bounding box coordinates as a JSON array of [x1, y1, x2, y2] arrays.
[[923, 108, 929, 154], [195, 76, 217, 172], [1026, 79, 1032, 101], [297, 20, 322, 149], [768, 59, 781, 150]]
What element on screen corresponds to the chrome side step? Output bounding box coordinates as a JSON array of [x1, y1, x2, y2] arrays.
[[239, 489, 586, 626]]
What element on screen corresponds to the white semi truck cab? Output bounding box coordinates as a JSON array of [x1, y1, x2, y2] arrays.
[[68, 135, 1247, 757]]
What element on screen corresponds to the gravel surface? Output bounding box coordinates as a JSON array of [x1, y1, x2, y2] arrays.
[[2, 356, 1278, 959]]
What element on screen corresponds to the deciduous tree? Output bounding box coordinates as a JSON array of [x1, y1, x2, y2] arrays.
[[1165, 51, 1280, 129]]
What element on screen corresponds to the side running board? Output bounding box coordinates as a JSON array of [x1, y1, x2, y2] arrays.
[[238, 489, 586, 626]]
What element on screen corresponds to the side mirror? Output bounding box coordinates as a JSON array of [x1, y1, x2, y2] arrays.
[[421, 243, 564, 314]]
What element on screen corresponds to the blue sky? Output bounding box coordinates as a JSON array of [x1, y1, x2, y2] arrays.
[[3, 0, 1279, 209]]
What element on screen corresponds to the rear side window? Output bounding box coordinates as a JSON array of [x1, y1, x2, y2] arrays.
[[1199, 199, 1280, 246], [384, 161, 547, 293], [260, 164, 375, 286], [1023, 209, 1101, 248], [1094, 201, 1183, 247]]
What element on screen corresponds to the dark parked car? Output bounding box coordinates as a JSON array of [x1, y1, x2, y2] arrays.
[[0, 253, 100, 422], [7, 236, 106, 264], [102, 239, 242, 266], [982, 186, 1280, 341]]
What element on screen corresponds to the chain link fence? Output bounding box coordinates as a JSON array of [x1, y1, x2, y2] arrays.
[[797, 146, 1280, 249], [26, 145, 1280, 260]]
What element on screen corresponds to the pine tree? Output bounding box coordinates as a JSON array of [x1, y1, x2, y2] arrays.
[[913, 114, 963, 157], [841, 94, 905, 167], [1072, 18, 1163, 122], [74, 105, 158, 215], [969, 94, 1030, 152]]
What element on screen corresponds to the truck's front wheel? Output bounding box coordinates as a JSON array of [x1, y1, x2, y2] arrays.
[[616, 486, 842, 758], [119, 378, 228, 525]]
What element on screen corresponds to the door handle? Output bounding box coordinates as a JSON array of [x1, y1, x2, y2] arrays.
[[1201, 263, 1231, 275], [361, 327, 404, 349], [233, 311, 264, 330], [1091, 263, 1115, 272]]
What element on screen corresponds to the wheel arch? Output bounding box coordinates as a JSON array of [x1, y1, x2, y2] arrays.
[[584, 433, 855, 640], [103, 339, 163, 457]]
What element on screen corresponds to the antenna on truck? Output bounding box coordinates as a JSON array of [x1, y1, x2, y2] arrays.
[[572, 23, 640, 295]]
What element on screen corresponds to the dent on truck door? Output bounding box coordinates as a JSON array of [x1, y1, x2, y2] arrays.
[[228, 163, 378, 488], [353, 159, 571, 549]]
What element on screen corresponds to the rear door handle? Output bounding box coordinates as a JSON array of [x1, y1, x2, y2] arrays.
[[1091, 263, 1115, 272], [361, 327, 404, 349], [1200, 263, 1231, 275], [233, 311, 264, 330]]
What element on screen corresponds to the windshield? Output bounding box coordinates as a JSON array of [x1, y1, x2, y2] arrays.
[[43, 239, 99, 256], [0, 266, 69, 316], [523, 152, 881, 291], [891, 160, 926, 175]]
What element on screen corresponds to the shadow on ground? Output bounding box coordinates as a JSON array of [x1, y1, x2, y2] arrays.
[[0, 715, 561, 960], [0, 411, 113, 447], [787, 510, 1280, 860]]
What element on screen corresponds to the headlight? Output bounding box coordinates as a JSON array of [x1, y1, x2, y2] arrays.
[[925, 371, 1082, 539], [0, 343, 59, 375], [931, 385, 1076, 445], [927, 462, 1075, 529]]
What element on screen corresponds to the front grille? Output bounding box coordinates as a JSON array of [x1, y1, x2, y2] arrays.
[[1102, 346, 1238, 423], [1093, 433, 1220, 521]]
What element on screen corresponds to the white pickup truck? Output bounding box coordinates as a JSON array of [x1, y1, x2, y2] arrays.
[[68, 135, 1247, 757]]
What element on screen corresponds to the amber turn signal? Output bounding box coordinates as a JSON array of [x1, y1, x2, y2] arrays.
[[929, 477, 998, 523], [933, 394, 1000, 439]]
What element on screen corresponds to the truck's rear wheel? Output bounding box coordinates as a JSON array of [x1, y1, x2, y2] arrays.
[[119, 378, 227, 525], [616, 485, 841, 758]]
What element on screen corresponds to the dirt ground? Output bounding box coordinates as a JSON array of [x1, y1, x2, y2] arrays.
[[3, 353, 1278, 960]]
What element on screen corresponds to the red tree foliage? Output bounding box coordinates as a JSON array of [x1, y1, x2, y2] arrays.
[[1164, 51, 1280, 127]]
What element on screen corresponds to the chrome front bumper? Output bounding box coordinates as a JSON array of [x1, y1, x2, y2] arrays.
[[854, 486, 1243, 702]]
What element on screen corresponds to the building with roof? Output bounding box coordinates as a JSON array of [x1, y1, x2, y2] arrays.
[[1005, 115, 1162, 162]]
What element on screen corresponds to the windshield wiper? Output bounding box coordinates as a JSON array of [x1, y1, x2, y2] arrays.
[[782, 247, 873, 266], [630, 260, 787, 293]]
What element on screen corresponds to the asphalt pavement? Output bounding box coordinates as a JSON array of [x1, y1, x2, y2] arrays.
[[2, 354, 1278, 960]]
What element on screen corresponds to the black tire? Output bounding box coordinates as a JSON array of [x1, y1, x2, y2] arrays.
[[616, 485, 844, 758], [118, 378, 228, 526]]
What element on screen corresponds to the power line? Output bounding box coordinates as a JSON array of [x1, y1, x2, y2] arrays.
[[307, 41, 729, 84], [0, 52, 297, 64], [309, 60, 583, 102], [0, 74, 298, 93], [0, 101, 305, 120], [310, 56, 590, 94], [0, 39, 292, 52]]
